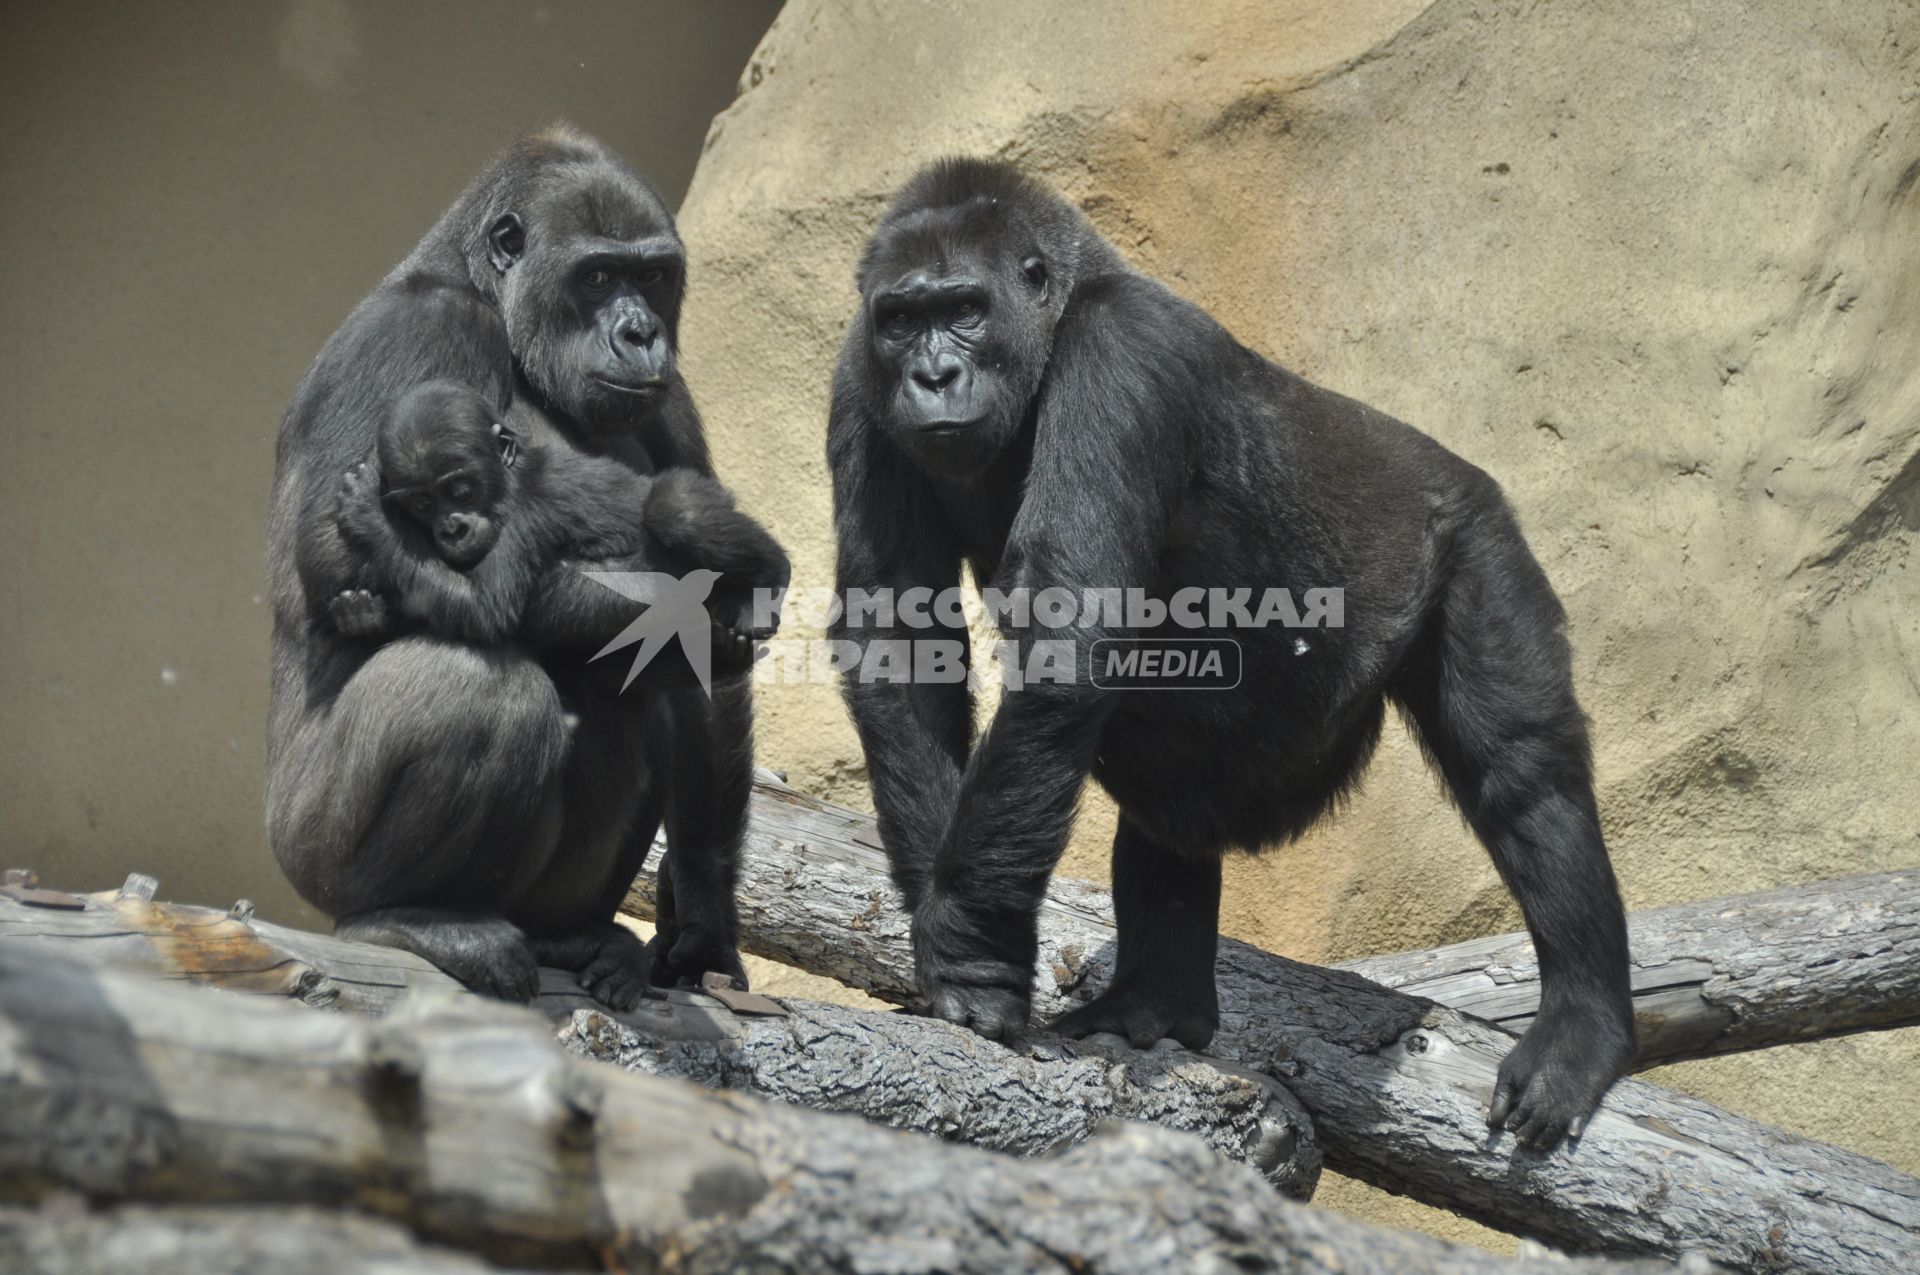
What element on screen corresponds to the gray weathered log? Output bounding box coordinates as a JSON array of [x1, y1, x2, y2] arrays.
[[1343, 868, 1920, 1067], [0, 1203, 522, 1275], [0, 947, 1703, 1275], [620, 773, 1920, 1275], [559, 1002, 1321, 1199], [0, 879, 1319, 1199]]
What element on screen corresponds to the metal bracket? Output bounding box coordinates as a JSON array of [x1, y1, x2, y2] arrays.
[[0, 883, 87, 910], [697, 971, 789, 1017]]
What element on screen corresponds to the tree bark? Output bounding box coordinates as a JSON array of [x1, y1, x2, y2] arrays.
[[0, 1204, 521, 1275], [617, 773, 1920, 1275], [1342, 868, 1920, 1067], [0, 947, 1706, 1275], [0, 876, 1320, 1199]]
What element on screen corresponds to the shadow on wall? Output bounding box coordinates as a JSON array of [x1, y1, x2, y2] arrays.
[[0, 0, 780, 928]]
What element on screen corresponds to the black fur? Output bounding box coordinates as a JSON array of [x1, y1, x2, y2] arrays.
[[827, 158, 1633, 1151], [267, 129, 787, 1010], [320, 379, 784, 653]]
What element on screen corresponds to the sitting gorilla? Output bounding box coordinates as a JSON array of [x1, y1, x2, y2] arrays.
[[267, 128, 787, 1009], [827, 159, 1633, 1151]]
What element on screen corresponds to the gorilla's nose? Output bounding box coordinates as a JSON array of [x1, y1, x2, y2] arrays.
[[913, 362, 960, 393], [616, 315, 660, 350], [442, 517, 471, 542]]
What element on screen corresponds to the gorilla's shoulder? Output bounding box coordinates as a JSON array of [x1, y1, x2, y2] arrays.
[[1057, 269, 1220, 356]]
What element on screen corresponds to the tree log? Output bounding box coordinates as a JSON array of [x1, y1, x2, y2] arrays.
[[0, 947, 1706, 1275], [0, 876, 1320, 1199], [1343, 869, 1920, 1067], [0, 1203, 520, 1274], [618, 774, 1920, 1275]]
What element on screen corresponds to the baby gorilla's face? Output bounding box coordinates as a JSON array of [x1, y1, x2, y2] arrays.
[[379, 383, 517, 569]]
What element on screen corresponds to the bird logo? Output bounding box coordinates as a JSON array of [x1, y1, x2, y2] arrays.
[[582, 569, 724, 694]]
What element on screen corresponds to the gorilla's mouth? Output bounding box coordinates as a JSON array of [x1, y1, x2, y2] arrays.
[[592, 376, 667, 397], [437, 540, 491, 569]]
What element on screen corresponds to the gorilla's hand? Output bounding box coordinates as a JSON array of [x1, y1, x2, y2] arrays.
[[334, 460, 388, 547], [1488, 1002, 1633, 1152], [645, 925, 749, 991], [912, 891, 1033, 1042], [328, 587, 393, 640], [707, 588, 776, 676], [646, 847, 750, 990]]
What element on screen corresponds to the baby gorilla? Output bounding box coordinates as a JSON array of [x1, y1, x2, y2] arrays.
[[329, 379, 782, 657]]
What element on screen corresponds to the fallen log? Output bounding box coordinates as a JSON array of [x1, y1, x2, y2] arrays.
[[0, 947, 1710, 1275], [619, 773, 1920, 1275], [0, 874, 1320, 1199], [0, 1203, 516, 1274], [1342, 868, 1920, 1067]]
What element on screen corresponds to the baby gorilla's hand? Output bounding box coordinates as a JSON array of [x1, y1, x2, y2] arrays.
[[334, 460, 388, 545], [338, 459, 376, 504], [328, 588, 392, 640]]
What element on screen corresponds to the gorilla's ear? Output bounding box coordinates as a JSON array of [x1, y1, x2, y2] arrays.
[[491, 420, 522, 467], [1021, 255, 1049, 300], [488, 214, 526, 274]]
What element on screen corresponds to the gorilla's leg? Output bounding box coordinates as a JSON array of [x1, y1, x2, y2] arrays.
[[1391, 511, 1634, 1151], [511, 671, 675, 1010], [342, 909, 541, 1003], [268, 638, 570, 1001], [648, 678, 753, 989], [1051, 818, 1220, 1049]]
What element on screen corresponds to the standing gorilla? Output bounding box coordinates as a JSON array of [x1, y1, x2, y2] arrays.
[[268, 129, 785, 1008], [828, 159, 1633, 1150]]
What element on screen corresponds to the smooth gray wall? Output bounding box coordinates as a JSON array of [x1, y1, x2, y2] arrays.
[[0, 0, 780, 927]]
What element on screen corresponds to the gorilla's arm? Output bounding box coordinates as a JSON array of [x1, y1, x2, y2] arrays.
[[291, 456, 394, 641], [332, 458, 528, 645], [647, 677, 754, 988], [912, 284, 1191, 1036], [524, 448, 655, 560], [644, 470, 792, 604], [534, 462, 790, 610], [522, 438, 784, 680], [828, 397, 974, 908], [519, 396, 710, 657], [645, 470, 791, 657]]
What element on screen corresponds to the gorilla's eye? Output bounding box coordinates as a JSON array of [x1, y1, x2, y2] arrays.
[[953, 301, 981, 322], [445, 480, 473, 504], [638, 267, 665, 286], [882, 310, 915, 338], [408, 493, 434, 516], [582, 269, 613, 293]]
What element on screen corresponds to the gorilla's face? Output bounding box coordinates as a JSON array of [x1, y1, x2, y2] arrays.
[[859, 210, 1058, 480], [489, 175, 685, 434], [378, 381, 514, 569]]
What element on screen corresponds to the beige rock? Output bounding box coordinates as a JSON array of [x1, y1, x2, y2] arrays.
[[676, 0, 1920, 1248]]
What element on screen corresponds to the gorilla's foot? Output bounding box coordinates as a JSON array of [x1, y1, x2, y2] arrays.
[[1487, 1005, 1633, 1152], [531, 923, 652, 1012], [1052, 973, 1218, 1051], [923, 975, 1030, 1042], [911, 894, 1033, 1041], [338, 907, 538, 1003]]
